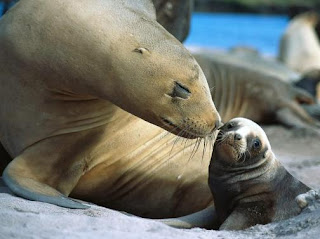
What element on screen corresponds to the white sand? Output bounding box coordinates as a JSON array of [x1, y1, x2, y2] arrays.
[[1, 125, 320, 239]]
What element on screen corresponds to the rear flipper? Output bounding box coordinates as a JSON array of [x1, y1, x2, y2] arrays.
[[301, 104, 320, 121], [276, 93, 320, 133], [159, 205, 219, 229], [3, 155, 89, 209], [295, 69, 320, 100]]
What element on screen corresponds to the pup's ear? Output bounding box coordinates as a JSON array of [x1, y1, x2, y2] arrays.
[[263, 148, 272, 158]]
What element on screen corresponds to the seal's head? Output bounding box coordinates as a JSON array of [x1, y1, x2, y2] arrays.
[[213, 117, 272, 166], [105, 5, 222, 138], [4, 0, 221, 138]]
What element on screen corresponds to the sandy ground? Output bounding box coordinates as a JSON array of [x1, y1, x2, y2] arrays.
[[1, 125, 320, 239]]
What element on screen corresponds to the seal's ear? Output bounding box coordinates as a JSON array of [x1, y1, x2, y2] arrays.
[[133, 47, 150, 55]]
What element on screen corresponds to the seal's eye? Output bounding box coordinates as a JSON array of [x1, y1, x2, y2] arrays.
[[252, 139, 261, 149], [169, 82, 191, 99]]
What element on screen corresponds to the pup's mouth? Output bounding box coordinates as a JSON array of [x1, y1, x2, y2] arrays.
[[215, 131, 242, 159], [160, 117, 208, 139]]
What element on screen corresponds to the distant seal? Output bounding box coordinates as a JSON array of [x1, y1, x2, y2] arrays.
[[1, 0, 221, 211], [209, 118, 310, 230], [279, 11, 320, 73], [192, 51, 320, 130], [191, 47, 320, 114]]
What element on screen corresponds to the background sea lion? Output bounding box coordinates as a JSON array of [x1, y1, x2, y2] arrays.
[[209, 118, 310, 230], [279, 11, 320, 73], [191, 47, 320, 101], [190, 47, 320, 118], [192, 51, 320, 130], [0, 0, 221, 210]]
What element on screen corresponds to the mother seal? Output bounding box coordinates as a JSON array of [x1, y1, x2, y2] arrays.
[[0, 0, 221, 210], [209, 118, 310, 230]]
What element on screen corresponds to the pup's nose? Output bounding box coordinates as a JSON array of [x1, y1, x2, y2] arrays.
[[234, 133, 242, 140]]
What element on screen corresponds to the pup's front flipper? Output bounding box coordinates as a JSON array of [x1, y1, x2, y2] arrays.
[[219, 206, 267, 231]]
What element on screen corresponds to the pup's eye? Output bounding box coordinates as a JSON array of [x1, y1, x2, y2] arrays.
[[253, 139, 261, 149]]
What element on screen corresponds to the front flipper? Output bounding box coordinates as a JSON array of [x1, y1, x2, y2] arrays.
[[219, 206, 268, 231], [3, 155, 89, 209], [159, 205, 219, 229]]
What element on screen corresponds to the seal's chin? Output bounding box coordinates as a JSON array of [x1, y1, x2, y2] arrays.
[[160, 117, 210, 139]]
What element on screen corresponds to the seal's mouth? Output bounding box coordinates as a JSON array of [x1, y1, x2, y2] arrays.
[[160, 117, 207, 139]]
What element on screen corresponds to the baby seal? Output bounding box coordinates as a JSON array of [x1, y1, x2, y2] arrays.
[[209, 118, 310, 230]]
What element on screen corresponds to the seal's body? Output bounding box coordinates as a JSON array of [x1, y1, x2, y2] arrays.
[[193, 53, 319, 129], [209, 118, 310, 230], [0, 0, 221, 214]]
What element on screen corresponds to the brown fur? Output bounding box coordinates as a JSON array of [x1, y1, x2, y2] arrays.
[[209, 118, 310, 230]]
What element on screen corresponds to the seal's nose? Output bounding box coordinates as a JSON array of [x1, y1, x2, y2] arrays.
[[216, 120, 224, 130], [234, 133, 242, 141]]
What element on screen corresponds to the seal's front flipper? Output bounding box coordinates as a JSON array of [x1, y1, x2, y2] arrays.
[[3, 158, 89, 209], [219, 207, 264, 231], [159, 205, 219, 229]]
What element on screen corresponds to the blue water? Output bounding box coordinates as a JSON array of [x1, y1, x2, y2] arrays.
[[185, 13, 289, 56]]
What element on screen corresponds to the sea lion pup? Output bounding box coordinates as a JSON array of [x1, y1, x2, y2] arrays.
[[0, 0, 221, 210], [209, 118, 310, 230], [279, 11, 320, 73]]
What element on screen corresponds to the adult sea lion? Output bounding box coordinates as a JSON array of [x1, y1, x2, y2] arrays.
[[0, 0, 221, 211], [279, 11, 320, 73], [209, 118, 310, 230], [191, 47, 320, 102], [193, 52, 320, 130]]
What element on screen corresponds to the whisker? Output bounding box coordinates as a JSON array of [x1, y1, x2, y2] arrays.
[[189, 137, 202, 162], [169, 127, 187, 156], [201, 137, 208, 163]]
